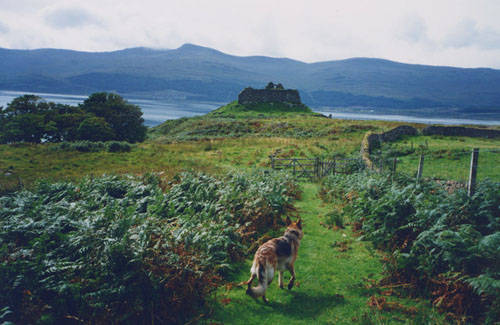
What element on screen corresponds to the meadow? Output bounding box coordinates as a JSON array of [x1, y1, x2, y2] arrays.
[[1, 113, 401, 194], [375, 135, 500, 181], [1, 101, 499, 323]]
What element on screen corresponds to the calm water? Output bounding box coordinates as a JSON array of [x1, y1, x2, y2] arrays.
[[0, 90, 220, 127], [313, 110, 500, 126], [1, 90, 499, 126]]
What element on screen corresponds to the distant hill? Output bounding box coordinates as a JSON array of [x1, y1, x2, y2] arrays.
[[1, 43, 500, 118]]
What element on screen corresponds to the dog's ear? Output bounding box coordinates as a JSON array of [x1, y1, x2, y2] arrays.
[[297, 218, 302, 229], [285, 216, 292, 226]]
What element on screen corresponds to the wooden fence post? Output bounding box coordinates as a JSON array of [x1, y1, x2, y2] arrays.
[[468, 148, 479, 197], [333, 160, 336, 175], [417, 155, 425, 179], [392, 158, 397, 175], [293, 159, 296, 176]]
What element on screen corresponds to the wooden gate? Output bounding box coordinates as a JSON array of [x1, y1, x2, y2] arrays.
[[270, 156, 361, 178]]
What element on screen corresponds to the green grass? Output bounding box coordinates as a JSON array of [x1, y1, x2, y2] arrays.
[[378, 135, 500, 181], [1, 117, 400, 190], [207, 182, 443, 324], [207, 101, 317, 118], [2, 111, 476, 323], [149, 105, 394, 142]]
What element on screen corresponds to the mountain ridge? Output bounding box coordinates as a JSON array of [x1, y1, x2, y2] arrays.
[[1, 43, 500, 118]]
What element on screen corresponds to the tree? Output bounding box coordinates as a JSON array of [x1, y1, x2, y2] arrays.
[[0, 93, 147, 144], [77, 116, 116, 141], [0, 95, 49, 143], [43, 104, 88, 142], [4, 95, 49, 117], [80, 93, 147, 143], [1, 113, 46, 143]]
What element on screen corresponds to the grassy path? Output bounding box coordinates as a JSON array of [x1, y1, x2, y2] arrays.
[[208, 181, 443, 324], [208, 182, 387, 324]]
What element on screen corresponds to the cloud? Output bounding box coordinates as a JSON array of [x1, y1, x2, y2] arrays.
[[397, 15, 428, 43], [444, 19, 500, 50], [44, 7, 101, 29], [0, 21, 9, 34], [0, 0, 499, 68]]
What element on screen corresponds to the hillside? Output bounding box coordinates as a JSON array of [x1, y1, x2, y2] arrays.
[[1, 44, 500, 118], [149, 101, 323, 141]]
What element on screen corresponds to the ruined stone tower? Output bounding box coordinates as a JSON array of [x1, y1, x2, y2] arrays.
[[238, 82, 301, 105]]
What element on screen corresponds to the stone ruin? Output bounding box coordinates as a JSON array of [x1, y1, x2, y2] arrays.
[[238, 82, 302, 105]]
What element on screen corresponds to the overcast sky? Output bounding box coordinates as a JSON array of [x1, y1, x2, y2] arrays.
[[1, 0, 500, 68]]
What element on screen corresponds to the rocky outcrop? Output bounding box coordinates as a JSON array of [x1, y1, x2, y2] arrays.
[[238, 83, 301, 105], [422, 126, 500, 138]]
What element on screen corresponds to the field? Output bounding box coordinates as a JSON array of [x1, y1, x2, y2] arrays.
[[1, 102, 499, 324], [375, 135, 500, 181], [1, 113, 401, 193]]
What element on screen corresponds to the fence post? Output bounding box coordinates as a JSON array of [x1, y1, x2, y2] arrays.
[[333, 160, 336, 175], [417, 155, 425, 179], [271, 156, 275, 170], [315, 157, 320, 178], [468, 148, 479, 197], [379, 158, 384, 173], [392, 158, 397, 175], [293, 159, 296, 177]]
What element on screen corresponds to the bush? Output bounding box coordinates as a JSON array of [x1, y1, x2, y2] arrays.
[[50, 141, 133, 153], [0, 171, 298, 324], [321, 172, 500, 322], [107, 141, 132, 153]]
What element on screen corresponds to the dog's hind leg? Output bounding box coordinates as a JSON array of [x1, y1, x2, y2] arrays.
[[278, 271, 284, 289], [287, 264, 296, 290], [246, 273, 256, 290]]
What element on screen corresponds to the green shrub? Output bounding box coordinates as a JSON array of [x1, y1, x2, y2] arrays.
[[0, 171, 298, 324], [324, 210, 344, 228], [321, 172, 500, 322], [107, 141, 132, 153], [50, 141, 133, 153]]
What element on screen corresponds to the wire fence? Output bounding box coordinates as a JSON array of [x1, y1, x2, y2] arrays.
[[370, 148, 500, 195]]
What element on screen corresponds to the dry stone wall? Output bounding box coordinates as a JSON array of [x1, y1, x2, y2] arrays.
[[422, 126, 500, 138]]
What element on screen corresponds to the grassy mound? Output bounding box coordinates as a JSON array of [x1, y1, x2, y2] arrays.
[[149, 101, 336, 141], [207, 101, 318, 118]]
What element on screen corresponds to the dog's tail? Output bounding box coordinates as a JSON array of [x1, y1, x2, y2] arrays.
[[246, 261, 267, 298]]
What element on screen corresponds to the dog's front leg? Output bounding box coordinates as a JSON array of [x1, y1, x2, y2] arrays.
[[278, 271, 284, 289], [287, 264, 296, 290]]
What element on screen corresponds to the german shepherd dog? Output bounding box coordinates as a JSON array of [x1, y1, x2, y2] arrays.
[[246, 216, 303, 302]]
